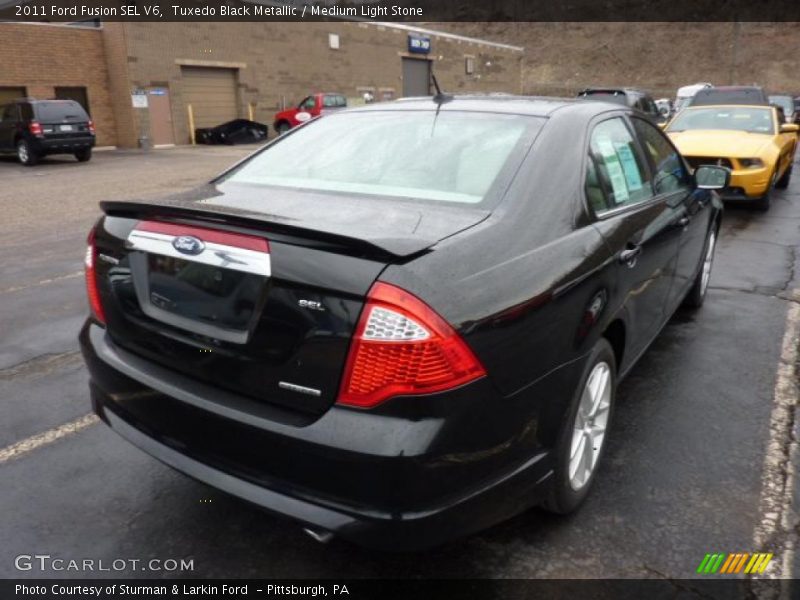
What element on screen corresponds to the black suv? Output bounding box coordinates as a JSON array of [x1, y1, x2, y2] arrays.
[[576, 87, 662, 122], [0, 98, 96, 165], [688, 86, 769, 107]]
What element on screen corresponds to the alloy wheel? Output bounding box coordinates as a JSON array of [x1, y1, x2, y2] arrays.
[[569, 361, 612, 491], [17, 142, 29, 164]]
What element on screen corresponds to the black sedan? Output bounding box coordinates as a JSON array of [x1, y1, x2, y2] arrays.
[[80, 96, 727, 550]]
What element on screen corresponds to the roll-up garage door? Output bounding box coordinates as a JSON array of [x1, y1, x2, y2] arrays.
[[180, 67, 238, 128]]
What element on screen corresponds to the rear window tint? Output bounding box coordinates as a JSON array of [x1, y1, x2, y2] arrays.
[[690, 89, 767, 106], [34, 101, 88, 122]]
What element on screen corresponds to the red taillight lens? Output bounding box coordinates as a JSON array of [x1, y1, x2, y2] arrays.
[[84, 227, 106, 325], [337, 282, 486, 408], [28, 121, 43, 136], [87, 119, 96, 135]]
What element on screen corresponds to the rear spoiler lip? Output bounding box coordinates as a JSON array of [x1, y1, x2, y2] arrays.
[[99, 199, 435, 261]]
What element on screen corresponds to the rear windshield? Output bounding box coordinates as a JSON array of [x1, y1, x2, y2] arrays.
[[224, 111, 539, 204], [34, 101, 88, 122], [667, 107, 775, 134], [690, 89, 766, 107]]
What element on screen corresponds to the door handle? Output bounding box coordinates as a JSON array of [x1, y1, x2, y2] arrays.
[[619, 244, 642, 266], [677, 216, 691, 228]]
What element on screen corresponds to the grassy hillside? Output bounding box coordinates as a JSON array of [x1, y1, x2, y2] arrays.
[[439, 23, 800, 98]]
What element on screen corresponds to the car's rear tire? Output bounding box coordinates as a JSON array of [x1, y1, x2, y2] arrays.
[[542, 338, 616, 515], [683, 226, 717, 309], [276, 122, 290, 135], [16, 139, 38, 166], [776, 163, 792, 189], [75, 148, 92, 163]]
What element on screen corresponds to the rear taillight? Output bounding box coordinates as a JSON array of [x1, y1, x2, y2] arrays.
[[84, 227, 106, 325], [28, 121, 43, 136], [87, 119, 96, 135], [337, 282, 486, 408]]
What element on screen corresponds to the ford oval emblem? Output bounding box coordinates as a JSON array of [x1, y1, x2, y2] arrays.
[[172, 235, 205, 256]]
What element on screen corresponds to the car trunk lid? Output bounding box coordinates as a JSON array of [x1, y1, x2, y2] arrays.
[[93, 190, 488, 419]]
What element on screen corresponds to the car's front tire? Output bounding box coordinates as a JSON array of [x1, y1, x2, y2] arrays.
[[755, 169, 778, 212], [683, 226, 717, 309], [275, 122, 290, 135], [776, 163, 792, 189], [542, 338, 616, 515], [75, 148, 92, 162], [17, 139, 39, 166]]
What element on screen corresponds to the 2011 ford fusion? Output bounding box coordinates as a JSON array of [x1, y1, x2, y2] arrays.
[[80, 96, 728, 549]]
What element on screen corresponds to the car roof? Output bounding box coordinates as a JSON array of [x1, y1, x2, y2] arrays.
[[579, 87, 648, 95], [690, 86, 768, 106], [349, 95, 617, 118]]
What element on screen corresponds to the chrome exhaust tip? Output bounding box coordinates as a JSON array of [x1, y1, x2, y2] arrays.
[[302, 526, 334, 544]]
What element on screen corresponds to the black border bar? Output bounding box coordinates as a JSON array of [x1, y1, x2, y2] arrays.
[[4, 0, 800, 22]]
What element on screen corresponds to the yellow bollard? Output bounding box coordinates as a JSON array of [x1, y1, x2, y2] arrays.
[[187, 104, 196, 145], [248, 103, 254, 121]]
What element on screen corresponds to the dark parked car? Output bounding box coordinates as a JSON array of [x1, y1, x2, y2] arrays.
[[577, 87, 662, 121], [768, 94, 799, 124], [689, 86, 769, 107], [195, 119, 268, 145], [0, 98, 95, 165], [80, 96, 727, 549]]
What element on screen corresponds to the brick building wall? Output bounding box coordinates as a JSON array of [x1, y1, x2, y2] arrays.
[[116, 22, 523, 146], [0, 23, 117, 146]]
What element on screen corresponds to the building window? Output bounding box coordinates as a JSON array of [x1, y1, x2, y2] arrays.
[[465, 56, 475, 75], [0, 87, 27, 106], [328, 33, 340, 50], [55, 87, 90, 115]]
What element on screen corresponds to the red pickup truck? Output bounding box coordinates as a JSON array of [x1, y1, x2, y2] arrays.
[[273, 93, 348, 135]]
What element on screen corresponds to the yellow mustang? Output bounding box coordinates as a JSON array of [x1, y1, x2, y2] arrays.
[[665, 105, 798, 210]]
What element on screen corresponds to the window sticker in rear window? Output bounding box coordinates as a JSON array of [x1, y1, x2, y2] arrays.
[[614, 143, 644, 192], [595, 136, 631, 203]]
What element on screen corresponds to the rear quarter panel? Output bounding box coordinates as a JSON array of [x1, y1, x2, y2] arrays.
[[381, 107, 617, 400]]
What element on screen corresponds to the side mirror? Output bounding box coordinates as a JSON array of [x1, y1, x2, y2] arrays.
[[694, 165, 730, 190], [780, 123, 799, 133], [658, 122, 668, 130]]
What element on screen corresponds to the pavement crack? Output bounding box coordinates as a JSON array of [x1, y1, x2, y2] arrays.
[[0, 350, 82, 381], [708, 285, 800, 305], [641, 565, 727, 599], [782, 245, 798, 293]]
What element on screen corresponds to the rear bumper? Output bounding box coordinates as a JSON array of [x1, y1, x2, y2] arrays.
[[80, 321, 563, 550], [33, 136, 95, 154]]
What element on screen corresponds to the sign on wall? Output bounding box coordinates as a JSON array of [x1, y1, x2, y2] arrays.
[[131, 89, 148, 108], [408, 34, 431, 54]]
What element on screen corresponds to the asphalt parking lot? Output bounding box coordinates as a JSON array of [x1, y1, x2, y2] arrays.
[[1, 147, 798, 589]]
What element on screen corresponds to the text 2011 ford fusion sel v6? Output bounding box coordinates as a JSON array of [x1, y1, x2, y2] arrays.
[[79, 96, 728, 549]]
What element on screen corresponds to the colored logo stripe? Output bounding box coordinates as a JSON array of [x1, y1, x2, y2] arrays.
[[697, 553, 773, 575]]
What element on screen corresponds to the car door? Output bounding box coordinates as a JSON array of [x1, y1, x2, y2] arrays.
[[586, 116, 684, 360], [0, 104, 17, 150], [631, 116, 707, 310], [293, 96, 317, 125]]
